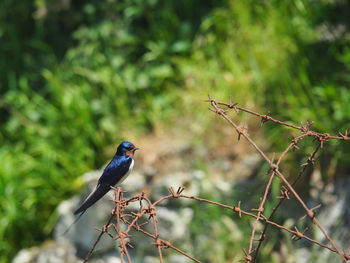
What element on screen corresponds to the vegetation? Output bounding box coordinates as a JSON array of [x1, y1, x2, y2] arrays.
[[1, 0, 349, 262]]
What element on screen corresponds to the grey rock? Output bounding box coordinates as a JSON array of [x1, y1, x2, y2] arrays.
[[144, 207, 193, 241], [89, 251, 122, 263], [12, 241, 80, 263], [54, 169, 117, 254], [143, 256, 159, 263], [295, 248, 310, 263], [150, 170, 204, 202], [121, 171, 146, 193], [168, 254, 192, 263], [309, 176, 350, 262]]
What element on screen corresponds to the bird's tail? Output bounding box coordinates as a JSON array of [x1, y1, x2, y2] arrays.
[[60, 210, 86, 236], [74, 183, 110, 215], [60, 183, 111, 235]]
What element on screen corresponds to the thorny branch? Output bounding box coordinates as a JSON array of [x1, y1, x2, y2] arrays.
[[83, 95, 350, 263], [207, 94, 349, 262]]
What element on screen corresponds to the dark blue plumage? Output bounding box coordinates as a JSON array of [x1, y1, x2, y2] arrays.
[[73, 141, 139, 215], [97, 155, 132, 186]]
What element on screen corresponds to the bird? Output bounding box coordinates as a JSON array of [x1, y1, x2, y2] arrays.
[[63, 141, 139, 234], [74, 141, 139, 215]]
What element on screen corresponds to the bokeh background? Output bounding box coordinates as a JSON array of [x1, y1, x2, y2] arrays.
[[1, 0, 350, 262]]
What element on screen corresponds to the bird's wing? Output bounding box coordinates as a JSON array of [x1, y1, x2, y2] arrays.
[[73, 183, 111, 215], [74, 156, 132, 215], [98, 156, 132, 186]]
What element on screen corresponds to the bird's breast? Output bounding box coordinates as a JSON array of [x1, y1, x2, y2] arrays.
[[116, 158, 134, 185]]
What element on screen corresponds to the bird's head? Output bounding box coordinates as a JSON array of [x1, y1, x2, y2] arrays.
[[116, 141, 139, 156]]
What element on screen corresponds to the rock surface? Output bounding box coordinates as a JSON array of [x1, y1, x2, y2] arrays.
[[12, 241, 80, 263]]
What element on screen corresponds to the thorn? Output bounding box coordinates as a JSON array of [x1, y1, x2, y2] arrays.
[[291, 137, 300, 151], [339, 131, 349, 141], [177, 187, 185, 195], [234, 201, 242, 218], [126, 242, 134, 249], [169, 187, 184, 198], [292, 226, 308, 241], [300, 204, 321, 220], [240, 248, 252, 262], [260, 111, 270, 127], [237, 125, 248, 141]]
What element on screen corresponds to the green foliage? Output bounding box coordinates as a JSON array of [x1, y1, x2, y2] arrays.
[[189, 190, 251, 262], [1, 0, 350, 262], [184, 0, 350, 173], [0, 0, 221, 261]]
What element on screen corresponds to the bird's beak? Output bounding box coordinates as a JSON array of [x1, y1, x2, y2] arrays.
[[134, 147, 140, 151]]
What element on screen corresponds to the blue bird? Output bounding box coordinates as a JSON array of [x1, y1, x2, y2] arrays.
[[62, 141, 138, 234], [74, 141, 139, 216], [62, 141, 138, 235]]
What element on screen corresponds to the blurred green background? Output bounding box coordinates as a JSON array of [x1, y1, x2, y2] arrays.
[[1, 0, 350, 262]]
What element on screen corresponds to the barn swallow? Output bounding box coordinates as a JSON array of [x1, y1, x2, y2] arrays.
[[63, 141, 138, 234], [74, 141, 139, 215]]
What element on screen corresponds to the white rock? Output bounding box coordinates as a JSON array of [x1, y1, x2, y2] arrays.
[[12, 241, 80, 263]]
